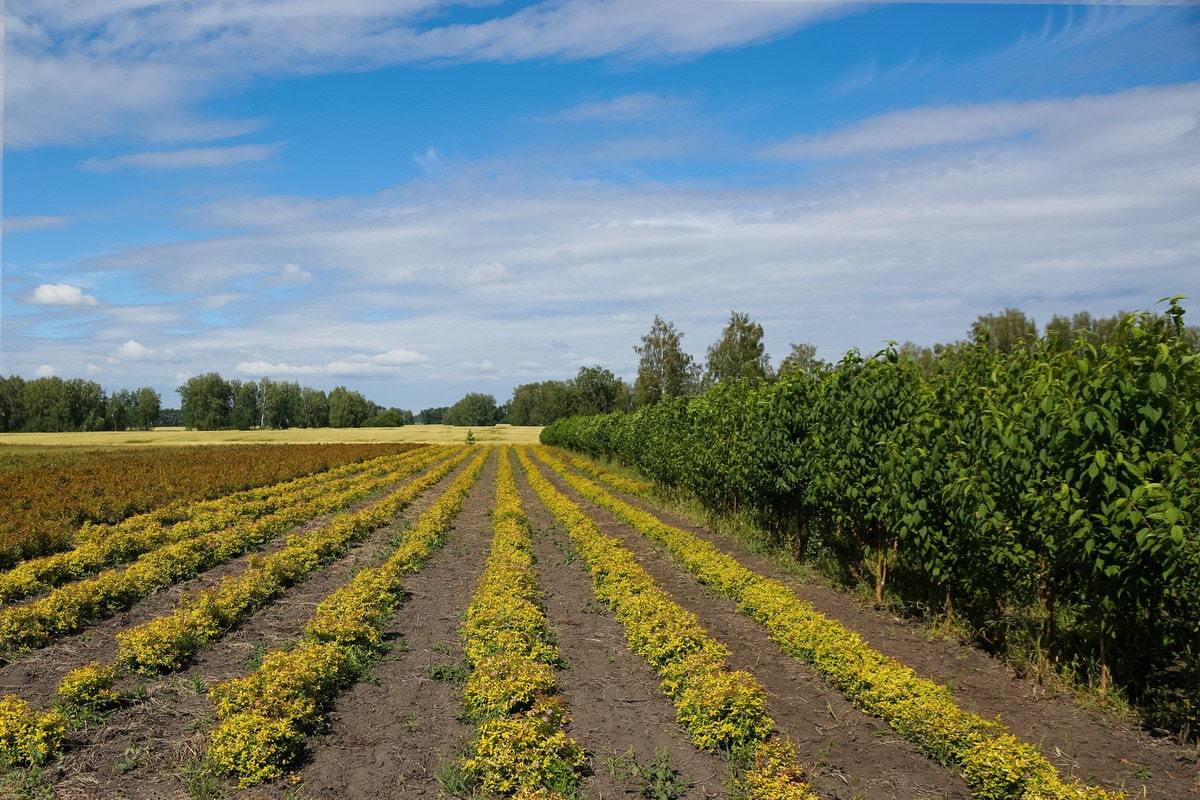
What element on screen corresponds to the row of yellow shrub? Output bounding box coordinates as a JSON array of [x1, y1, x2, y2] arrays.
[[517, 449, 815, 800], [539, 448, 1118, 800], [459, 449, 585, 798], [209, 449, 490, 785], [113, 446, 471, 673], [0, 449, 431, 605], [0, 446, 452, 654], [554, 448, 655, 497]]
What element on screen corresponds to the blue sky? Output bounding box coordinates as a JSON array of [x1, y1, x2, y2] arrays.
[[3, 1, 1199, 409]]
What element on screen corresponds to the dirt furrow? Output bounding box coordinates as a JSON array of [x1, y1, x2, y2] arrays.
[[514, 455, 729, 800], [588, 474, 1200, 798], [268, 449, 499, 799], [537, 460, 973, 800]]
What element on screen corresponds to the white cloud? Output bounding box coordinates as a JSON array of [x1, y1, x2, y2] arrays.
[[549, 92, 693, 123], [463, 262, 509, 285], [370, 348, 430, 366], [81, 143, 281, 173], [117, 339, 154, 359], [31, 283, 99, 306], [770, 82, 1200, 159], [201, 293, 249, 308], [3, 215, 70, 233], [236, 348, 429, 377], [6, 1, 840, 147], [35, 364, 58, 378], [273, 263, 313, 284], [236, 360, 323, 376], [7, 81, 1198, 409], [414, 147, 449, 173]]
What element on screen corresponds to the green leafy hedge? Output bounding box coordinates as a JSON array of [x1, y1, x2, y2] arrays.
[[542, 301, 1200, 731]]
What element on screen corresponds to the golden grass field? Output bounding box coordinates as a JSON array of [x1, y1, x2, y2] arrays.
[[0, 424, 543, 447]]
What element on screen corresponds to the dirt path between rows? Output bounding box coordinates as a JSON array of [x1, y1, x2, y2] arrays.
[[0, 456, 454, 704], [42, 454, 475, 800], [514, 452, 730, 800], [533, 458, 973, 800], [574, 464, 1200, 799], [265, 449, 498, 799]]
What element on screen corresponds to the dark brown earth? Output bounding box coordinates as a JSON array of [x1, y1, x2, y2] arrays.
[[513, 451, 730, 800], [258, 448, 498, 800], [557, 457, 1200, 800], [41, 453, 475, 800], [530, 456, 974, 800]]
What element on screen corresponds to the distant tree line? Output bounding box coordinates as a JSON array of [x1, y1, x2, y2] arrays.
[[0, 376, 160, 433], [177, 373, 415, 431]]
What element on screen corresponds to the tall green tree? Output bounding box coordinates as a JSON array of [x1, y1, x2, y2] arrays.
[[228, 381, 260, 430], [705, 311, 772, 385], [416, 406, 448, 424], [0, 376, 26, 432], [178, 373, 233, 430], [132, 387, 161, 430], [507, 380, 581, 425], [633, 316, 700, 406], [778, 342, 827, 376], [574, 366, 631, 415], [328, 386, 372, 428], [444, 392, 500, 426], [297, 387, 330, 428], [970, 308, 1037, 354]]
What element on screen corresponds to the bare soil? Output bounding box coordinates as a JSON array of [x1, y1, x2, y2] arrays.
[[579, 468, 1200, 799], [39, 454, 477, 800], [514, 453, 730, 800], [261, 449, 499, 799]]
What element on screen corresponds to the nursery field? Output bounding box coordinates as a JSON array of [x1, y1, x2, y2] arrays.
[[0, 444, 1195, 800]]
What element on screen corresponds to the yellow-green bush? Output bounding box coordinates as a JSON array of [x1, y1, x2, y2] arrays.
[[551, 448, 655, 497], [56, 662, 119, 709], [458, 451, 584, 797], [209, 450, 489, 785], [115, 447, 469, 672], [518, 448, 814, 799], [462, 697, 586, 797], [0, 695, 66, 766], [0, 446, 454, 653], [537, 448, 1120, 800]]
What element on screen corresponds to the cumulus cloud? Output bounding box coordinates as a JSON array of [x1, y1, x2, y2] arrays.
[[30, 283, 99, 306], [35, 365, 58, 378], [117, 340, 154, 359], [81, 143, 280, 173]]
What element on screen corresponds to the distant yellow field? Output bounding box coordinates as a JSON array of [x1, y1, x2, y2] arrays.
[[0, 424, 543, 447]]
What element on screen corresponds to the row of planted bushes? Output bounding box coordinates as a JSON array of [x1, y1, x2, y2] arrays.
[[0, 448, 466, 767], [457, 450, 585, 797], [209, 449, 489, 784], [518, 449, 814, 799], [0, 450, 428, 605], [541, 301, 1200, 733], [537, 450, 1112, 800], [0, 447, 449, 654]]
